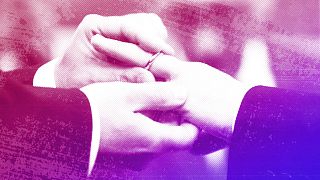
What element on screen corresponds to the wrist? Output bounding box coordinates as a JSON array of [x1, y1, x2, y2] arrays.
[[228, 82, 253, 133], [215, 81, 252, 141]]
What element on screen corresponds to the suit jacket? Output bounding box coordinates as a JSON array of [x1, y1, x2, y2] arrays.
[[0, 68, 92, 179], [228, 86, 320, 180]]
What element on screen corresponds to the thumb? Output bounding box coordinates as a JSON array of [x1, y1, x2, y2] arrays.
[[164, 123, 199, 150], [90, 66, 155, 83], [134, 113, 199, 151], [125, 82, 188, 111], [119, 67, 155, 83]]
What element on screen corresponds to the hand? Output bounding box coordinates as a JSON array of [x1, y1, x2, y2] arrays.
[[148, 56, 252, 140], [80, 82, 198, 154], [90, 31, 251, 139], [55, 13, 175, 88], [86, 14, 251, 140], [91, 39, 251, 140]]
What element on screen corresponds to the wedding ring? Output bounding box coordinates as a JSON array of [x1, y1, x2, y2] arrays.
[[144, 51, 164, 70]]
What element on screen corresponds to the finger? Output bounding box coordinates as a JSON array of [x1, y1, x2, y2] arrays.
[[88, 65, 155, 84], [164, 123, 199, 150], [122, 67, 155, 83], [120, 13, 175, 55], [92, 34, 184, 81], [124, 82, 187, 111], [95, 15, 175, 55], [136, 34, 175, 55], [91, 34, 152, 67], [148, 54, 186, 80], [134, 113, 199, 151]]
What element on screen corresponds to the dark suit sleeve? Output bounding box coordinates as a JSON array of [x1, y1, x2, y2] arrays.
[[228, 86, 320, 180], [0, 71, 93, 179]]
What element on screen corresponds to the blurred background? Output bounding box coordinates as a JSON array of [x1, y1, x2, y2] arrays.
[[0, 0, 319, 179]]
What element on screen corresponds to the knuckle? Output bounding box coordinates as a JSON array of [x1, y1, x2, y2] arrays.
[[81, 14, 101, 27], [148, 13, 166, 27], [83, 14, 99, 22], [148, 13, 161, 21], [121, 68, 145, 83]]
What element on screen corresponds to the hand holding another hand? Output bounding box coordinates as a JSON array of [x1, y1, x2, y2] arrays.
[[55, 13, 174, 88], [98, 41, 251, 140], [80, 82, 198, 154], [149, 56, 252, 140], [56, 12, 250, 162]]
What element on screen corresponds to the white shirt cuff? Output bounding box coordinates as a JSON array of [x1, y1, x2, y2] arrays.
[[86, 96, 100, 176], [33, 58, 58, 88]]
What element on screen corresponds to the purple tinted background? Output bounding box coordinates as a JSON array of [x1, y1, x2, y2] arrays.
[[0, 0, 319, 179]]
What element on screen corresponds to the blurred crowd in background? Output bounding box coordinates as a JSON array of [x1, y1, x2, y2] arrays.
[[0, 0, 319, 179]]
